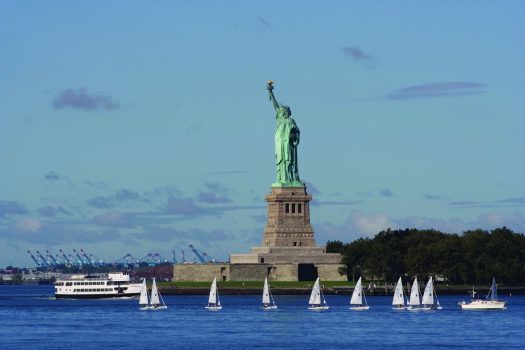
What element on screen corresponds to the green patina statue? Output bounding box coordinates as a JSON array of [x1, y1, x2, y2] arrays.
[[267, 81, 303, 187]]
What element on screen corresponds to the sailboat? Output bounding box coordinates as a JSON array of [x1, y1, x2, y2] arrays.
[[139, 278, 167, 310], [407, 277, 421, 311], [421, 277, 442, 310], [139, 278, 150, 310], [392, 277, 407, 310], [149, 278, 167, 310], [349, 277, 369, 310], [459, 277, 506, 310], [262, 277, 277, 310], [205, 277, 222, 310], [308, 277, 329, 310]]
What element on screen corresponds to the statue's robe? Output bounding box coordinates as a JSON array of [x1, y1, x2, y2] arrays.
[[275, 115, 300, 184]]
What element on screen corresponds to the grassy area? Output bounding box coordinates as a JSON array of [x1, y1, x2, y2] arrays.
[[158, 280, 355, 288]]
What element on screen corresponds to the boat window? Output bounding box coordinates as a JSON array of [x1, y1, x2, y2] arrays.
[[66, 282, 72, 286]]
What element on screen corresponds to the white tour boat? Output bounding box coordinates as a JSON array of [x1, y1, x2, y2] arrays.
[[349, 277, 369, 310], [420, 276, 442, 311], [308, 277, 329, 310], [205, 277, 222, 310], [407, 277, 422, 311], [262, 277, 277, 310], [392, 277, 407, 310], [459, 277, 506, 310], [54, 272, 142, 299]]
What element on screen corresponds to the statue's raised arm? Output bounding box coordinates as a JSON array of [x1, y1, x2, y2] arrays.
[[267, 80, 280, 112]]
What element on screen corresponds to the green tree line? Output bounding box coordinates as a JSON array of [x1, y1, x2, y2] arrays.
[[326, 227, 525, 284]]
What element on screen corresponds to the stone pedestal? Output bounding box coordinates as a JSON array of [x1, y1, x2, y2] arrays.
[[262, 186, 315, 247], [227, 185, 346, 281]]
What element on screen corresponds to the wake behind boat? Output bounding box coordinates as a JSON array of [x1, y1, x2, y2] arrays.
[[308, 277, 329, 311], [205, 277, 222, 311], [349, 277, 369, 310], [459, 277, 506, 310], [54, 272, 141, 299], [262, 277, 277, 310]]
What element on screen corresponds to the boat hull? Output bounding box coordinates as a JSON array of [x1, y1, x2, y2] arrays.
[[205, 306, 222, 311], [459, 300, 506, 310], [406, 306, 421, 312], [262, 305, 278, 310], [349, 305, 370, 311], [55, 292, 140, 299], [308, 305, 329, 311], [392, 306, 406, 311], [421, 305, 443, 311], [141, 305, 167, 310]]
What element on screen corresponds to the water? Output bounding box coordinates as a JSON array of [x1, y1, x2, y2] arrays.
[[1, 285, 524, 349]]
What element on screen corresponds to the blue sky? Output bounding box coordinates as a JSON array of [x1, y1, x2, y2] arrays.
[[1, 1, 524, 266]]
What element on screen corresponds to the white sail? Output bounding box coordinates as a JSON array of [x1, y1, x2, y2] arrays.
[[208, 277, 218, 304], [422, 277, 434, 306], [150, 278, 160, 305], [262, 277, 271, 305], [139, 278, 149, 306], [309, 277, 321, 305], [350, 277, 363, 305], [392, 277, 405, 305], [490, 277, 498, 301], [409, 277, 421, 306]]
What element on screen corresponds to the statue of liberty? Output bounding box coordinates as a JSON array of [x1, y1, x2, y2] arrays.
[[267, 81, 303, 187]]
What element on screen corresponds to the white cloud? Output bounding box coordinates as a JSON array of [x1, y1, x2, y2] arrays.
[[315, 210, 525, 243], [349, 211, 395, 235], [14, 218, 43, 232]]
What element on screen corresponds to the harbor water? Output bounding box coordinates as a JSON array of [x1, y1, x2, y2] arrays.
[[1, 285, 524, 349]]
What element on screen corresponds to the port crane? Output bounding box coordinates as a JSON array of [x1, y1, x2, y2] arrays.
[[35, 251, 50, 267], [202, 252, 216, 263], [80, 249, 93, 266], [89, 253, 104, 267], [171, 250, 178, 264], [189, 244, 217, 263], [114, 253, 139, 268], [46, 250, 59, 266], [70, 253, 82, 266], [139, 253, 167, 266], [59, 249, 71, 265], [73, 249, 87, 266], [27, 250, 43, 267], [189, 244, 206, 263]]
